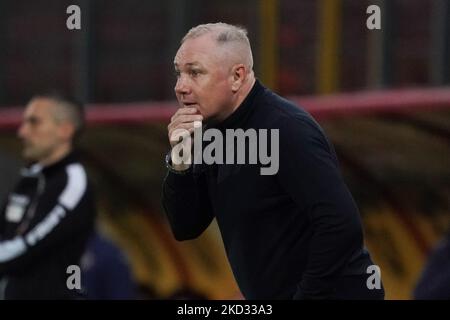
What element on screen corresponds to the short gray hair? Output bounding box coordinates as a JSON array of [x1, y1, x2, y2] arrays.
[[182, 22, 253, 70]]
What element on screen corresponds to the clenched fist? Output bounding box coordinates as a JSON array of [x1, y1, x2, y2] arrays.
[[167, 107, 203, 171]]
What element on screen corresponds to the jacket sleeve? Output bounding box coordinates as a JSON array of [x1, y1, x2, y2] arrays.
[[276, 116, 364, 300], [161, 164, 214, 241], [0, 164, 95, 275]]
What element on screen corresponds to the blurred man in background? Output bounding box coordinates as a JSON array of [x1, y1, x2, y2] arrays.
[[81, 230, 136, 300], [0, 93, 96, 299], [413, 229, 450, 299], [162, 22, 384, 299]]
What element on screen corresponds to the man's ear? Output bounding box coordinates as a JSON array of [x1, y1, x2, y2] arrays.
[[231, 64, 246, 92]]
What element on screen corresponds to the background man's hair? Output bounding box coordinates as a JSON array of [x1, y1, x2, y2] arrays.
[[182, 22, 253, 70], [31, 91, 85, 142]]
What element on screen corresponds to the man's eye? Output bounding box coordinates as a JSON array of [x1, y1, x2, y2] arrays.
[[28, 118, 39, 125], [189, 70, 200, 77], [174, 70, 181, 78]]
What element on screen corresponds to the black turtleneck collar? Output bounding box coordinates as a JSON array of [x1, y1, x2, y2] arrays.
[[42, 150, 79, 173], [214, 79, 264, 130], [26, 150, 80, 176]]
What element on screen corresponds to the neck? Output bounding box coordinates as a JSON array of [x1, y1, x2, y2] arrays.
[[39, 144, 72, 167]]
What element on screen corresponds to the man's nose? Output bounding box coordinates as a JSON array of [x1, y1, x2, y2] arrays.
[[17, 123, 27, 139], [174, 76, 191, 96]]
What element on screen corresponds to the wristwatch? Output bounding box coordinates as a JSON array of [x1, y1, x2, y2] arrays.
[[165, 152, 191, 175]]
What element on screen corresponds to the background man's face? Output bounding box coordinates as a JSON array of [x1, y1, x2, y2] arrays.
[[174, 34, 234, 122], [17, 98, 65, 163]]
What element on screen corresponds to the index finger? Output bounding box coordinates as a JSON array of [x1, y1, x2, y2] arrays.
[[171, 107, 199, 122]]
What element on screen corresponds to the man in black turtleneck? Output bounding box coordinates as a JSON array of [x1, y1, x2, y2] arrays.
[[0, 94, 96, 299], [162, 22, 384, 300]]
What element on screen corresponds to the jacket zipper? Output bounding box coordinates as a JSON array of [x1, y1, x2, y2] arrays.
[[16, 173, 46, 236]]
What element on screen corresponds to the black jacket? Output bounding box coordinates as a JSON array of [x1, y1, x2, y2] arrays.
[[0, 151, 96, 299], [162, 80, 378, 299]]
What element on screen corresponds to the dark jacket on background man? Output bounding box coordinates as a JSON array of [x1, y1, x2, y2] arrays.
[[0, 152, 96, 299], [414, 232, 450, 300]]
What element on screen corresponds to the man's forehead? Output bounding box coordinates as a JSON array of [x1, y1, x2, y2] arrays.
[[174, 35, 219, 66], [24, 98, 56, 117], [174, 47, 207, 67]]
